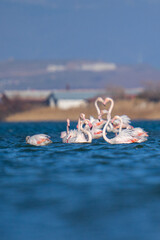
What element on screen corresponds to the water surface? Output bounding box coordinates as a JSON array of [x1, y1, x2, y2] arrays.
[[0, 121, 160, 240]]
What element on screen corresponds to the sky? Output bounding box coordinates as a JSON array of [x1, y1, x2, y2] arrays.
[[0, 0, 160, 67]]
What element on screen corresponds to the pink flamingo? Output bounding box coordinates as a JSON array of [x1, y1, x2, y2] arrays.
[[83, 118, 103, 139], [112, 116, 148, 138], [61, 113, 92, 143], [103, 97, 133, 130], [61, 113, 86, 141], [26, 134, 52, 146], [103, 115, 148, 144], [61, 119, 92, 143], [112, 115, 133, 130], [89, 97, 106, 129], [61, 119, 77, 143]]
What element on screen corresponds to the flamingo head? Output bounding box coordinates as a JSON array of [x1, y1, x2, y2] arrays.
[[88, 122, 93, 129], [26, 136, 30, 143], [103, 97, 113, 106], [80, 113, 85, 120], [96, 97, 104, 103], [111, 115, 119, 123], [111, 116, 122, 128], [84, 119, 93, 129]]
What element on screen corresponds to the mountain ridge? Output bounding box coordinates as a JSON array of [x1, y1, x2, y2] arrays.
[[0, 60, 159, 91]]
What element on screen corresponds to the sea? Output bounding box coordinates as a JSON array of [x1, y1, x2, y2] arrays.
[[0, 120, 160, 240]]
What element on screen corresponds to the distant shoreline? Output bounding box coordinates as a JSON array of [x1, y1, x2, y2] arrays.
[[4, 99, 160, 122]]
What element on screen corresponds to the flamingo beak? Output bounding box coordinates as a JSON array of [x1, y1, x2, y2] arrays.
[[88, 122, 93, 129], [103, 98, 109, 106], [103, 101, 106, 106], [98, 115, 101, 120]]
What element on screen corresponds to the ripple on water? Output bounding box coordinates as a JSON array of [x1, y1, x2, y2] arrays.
[[0, 121, 160, 240]]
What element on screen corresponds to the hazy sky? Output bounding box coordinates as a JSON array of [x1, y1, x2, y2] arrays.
[[0, 0, 160, 67]]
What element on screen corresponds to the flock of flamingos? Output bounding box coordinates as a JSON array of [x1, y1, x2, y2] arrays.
[[26, 97, 148, 146]]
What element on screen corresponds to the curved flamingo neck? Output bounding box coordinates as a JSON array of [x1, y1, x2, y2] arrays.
[[77, 118, 81, 131], [116, 116, 123, 133], [80, 121, 92, 143], [84, 129, 92, 143], [66, 120, 70, 134], [102, 119, 112, 144], [95, 98, 101, 116], [67, 125, 69, 135], [107, 98, 114, 120]]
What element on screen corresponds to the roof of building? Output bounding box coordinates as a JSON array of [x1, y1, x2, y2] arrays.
[[3, 88, 144, 101], [4, 89, 107, 101]]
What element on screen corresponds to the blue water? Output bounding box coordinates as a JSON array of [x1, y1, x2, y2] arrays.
[[0, 121, 160, 240]]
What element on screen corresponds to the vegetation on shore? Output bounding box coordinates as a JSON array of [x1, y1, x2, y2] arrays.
[[4, 98, 160, 122]]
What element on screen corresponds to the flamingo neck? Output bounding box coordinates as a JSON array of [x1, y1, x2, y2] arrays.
[[80, 121, 92, 143], [77, 118, 81, 131], [117, 116, 123, 133], [66, 124, 70, 135], [102, 119, 112, 144], [108, 98, 114, 120], [84, 129, 92, 143], [95, 99, 101, 116]]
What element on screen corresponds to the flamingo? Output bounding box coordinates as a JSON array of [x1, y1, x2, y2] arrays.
[[60, 118, 78, 142], [61, 114, 83, 142], [61, 113, 91, 143], [89, 97, 106, 129], [103, 97, 133, 130], [62, 119, 92, 143], [83, 118, 103, 139], [26, 134, 52, 146], [111, 115, 133, 132], [112, 116, 148, 137], [103, 115, 148, 144], [84, 111, 110, 139]]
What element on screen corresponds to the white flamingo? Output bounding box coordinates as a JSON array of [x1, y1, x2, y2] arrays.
[[62, 119, 92, 143], [61, 113, 86, 142], [26, 134, 52, 146], [60, 118, 77, 142], [103, 115, 148, 144], [104, 97, 133, 130], [112, 115, 133, 130], [89, 97, 106, 129], [83, 118, 103, 139], [112, 116, 148, 138]]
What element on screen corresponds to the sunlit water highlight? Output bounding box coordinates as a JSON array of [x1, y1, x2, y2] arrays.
[[0, 121, 160, 240]]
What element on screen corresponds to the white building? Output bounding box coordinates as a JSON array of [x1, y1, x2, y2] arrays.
[[4, 89, 107, 110]]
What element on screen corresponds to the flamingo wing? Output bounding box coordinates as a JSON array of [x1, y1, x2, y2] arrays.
[[60, 131, 67, 138], [29, 134, 52, 145], [115, 128, 147, 144], [120, 115, 131, 125]]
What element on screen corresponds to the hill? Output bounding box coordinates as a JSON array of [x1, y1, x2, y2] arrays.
[[0, 60, 160, 91]]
